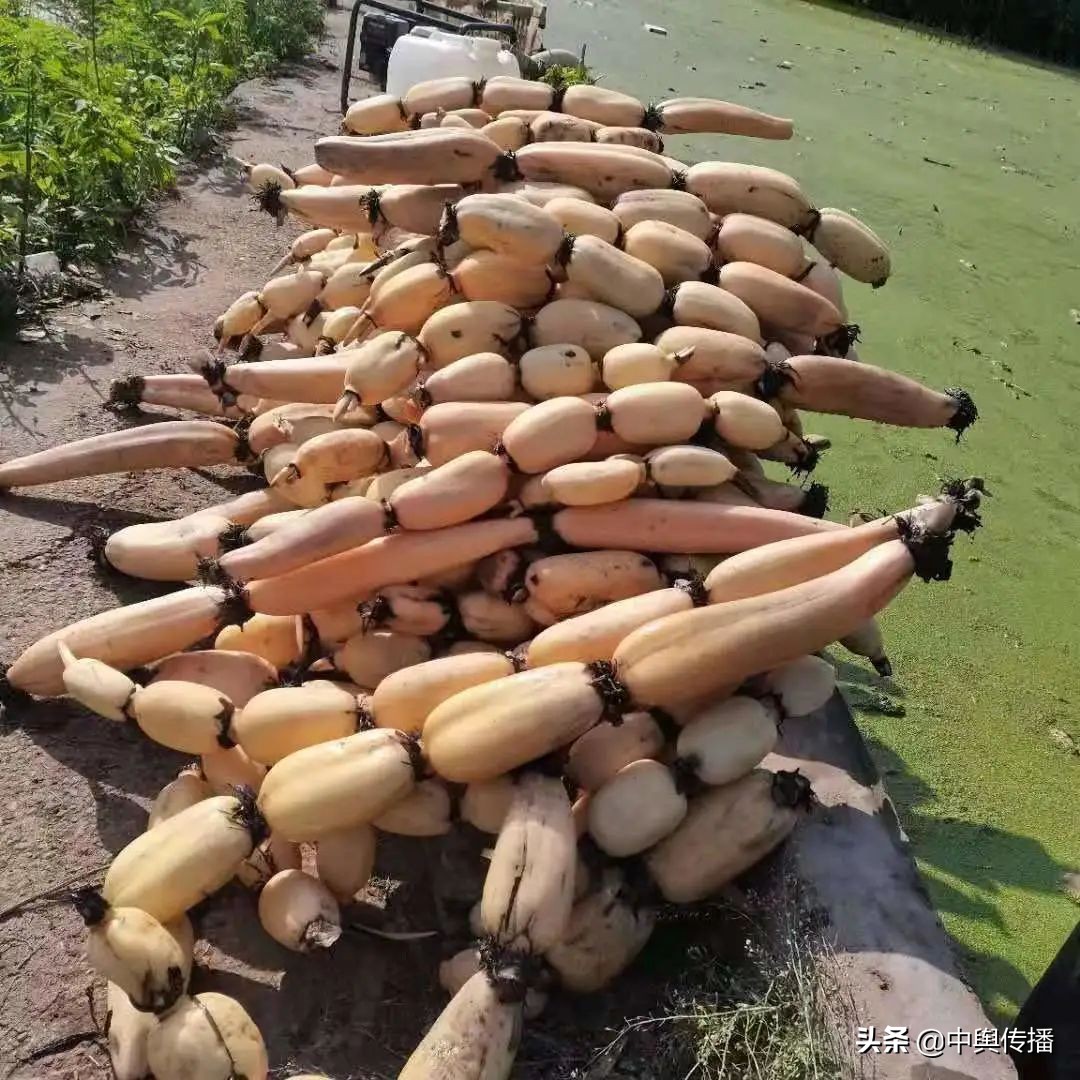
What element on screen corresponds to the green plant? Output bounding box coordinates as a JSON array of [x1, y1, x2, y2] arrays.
[[157, 4, 239, 149], [587, 901, 855, 1080], [665, 933, 852, 1079], [0, 14, 176, 265], [0, 0, 323, 287], [538, 62, 596, 89], [244, 0, 324, 64]]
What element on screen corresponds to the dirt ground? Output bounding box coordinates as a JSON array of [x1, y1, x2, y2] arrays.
[[0, 14, 423, 1078], [0, 15, 732, 1079]]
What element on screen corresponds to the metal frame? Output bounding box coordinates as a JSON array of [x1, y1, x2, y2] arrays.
[[341, 0, 518, 113]]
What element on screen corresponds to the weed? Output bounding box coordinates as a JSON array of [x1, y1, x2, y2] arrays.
[[538, 62, 596, 88], [571, 886, 859, 1080], [656, 930, 855, 1080]]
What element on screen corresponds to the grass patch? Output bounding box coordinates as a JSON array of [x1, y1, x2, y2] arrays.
[[551, 0, 1080, 1020], [514, 862, 858, 1079], [552, 888, 857, 1080], [649, 927, 852, 1078]]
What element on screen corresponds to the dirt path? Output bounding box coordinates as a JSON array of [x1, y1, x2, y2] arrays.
[[0, 16, 455, 1078]]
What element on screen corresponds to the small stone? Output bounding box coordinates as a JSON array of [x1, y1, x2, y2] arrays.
[[22, 250, 61, 278], [1062, 872, 1080, 904], [1048, 728, 1079, 755]]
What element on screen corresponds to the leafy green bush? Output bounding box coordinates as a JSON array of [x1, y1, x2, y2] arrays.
[[0, 14, 177, 264], [243, 0, 324, 65], [0, 0, 323, 271]]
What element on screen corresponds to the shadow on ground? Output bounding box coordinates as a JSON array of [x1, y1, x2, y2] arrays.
[[105, 222, 203, 300], [864, 733, 1062, 1024], [771, 651, 1069, 1023], [2, 694, 185, 853], [0, 493, 169, 534], [0, 334, 116, 434], [827, 655, 1062, 1023]]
